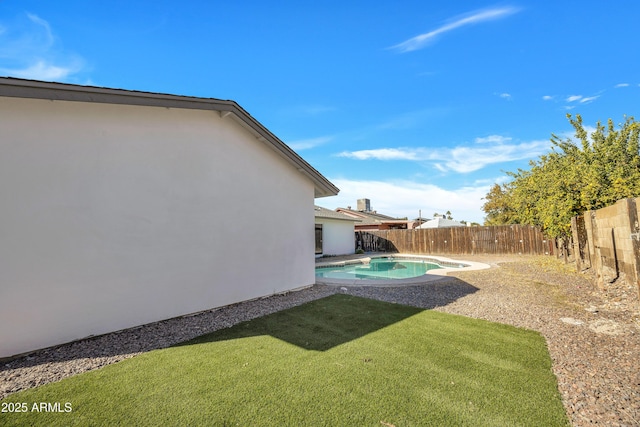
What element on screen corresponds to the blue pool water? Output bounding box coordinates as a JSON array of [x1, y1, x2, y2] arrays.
[[315, 257, 443, 280]]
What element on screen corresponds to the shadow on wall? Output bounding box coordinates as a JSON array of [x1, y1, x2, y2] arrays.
[[355, 231, 398, 253]]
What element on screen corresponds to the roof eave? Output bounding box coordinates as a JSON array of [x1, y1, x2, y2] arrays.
[[315, 215, 362, 222]]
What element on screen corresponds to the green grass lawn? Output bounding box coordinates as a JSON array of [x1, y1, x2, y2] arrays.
[[0, 295, 568, 426]]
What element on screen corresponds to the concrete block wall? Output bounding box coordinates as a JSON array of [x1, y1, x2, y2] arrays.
[[579, 198, 640, 294]]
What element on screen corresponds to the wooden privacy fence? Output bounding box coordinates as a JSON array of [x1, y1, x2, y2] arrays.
[[356, 225, 555, 256]]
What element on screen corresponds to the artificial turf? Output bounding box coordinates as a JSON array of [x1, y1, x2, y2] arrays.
[[0, 294, 568, 426]]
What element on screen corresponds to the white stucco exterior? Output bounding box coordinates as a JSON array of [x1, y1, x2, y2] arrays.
[[314, 206, 358, 257], [0, 81, 337, 359], [316, 218, 356, 256]]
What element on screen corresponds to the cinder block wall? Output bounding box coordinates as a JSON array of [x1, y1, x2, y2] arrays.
[[581, 198, 640, 290]]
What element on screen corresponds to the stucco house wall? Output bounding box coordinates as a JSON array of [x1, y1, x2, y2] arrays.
[[316, 218, 357, 256], [0, 78, 338, 358], [314, 206, 359, 257]]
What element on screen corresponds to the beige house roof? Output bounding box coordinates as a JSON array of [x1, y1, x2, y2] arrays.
[[0, 77, 339, 198], [335, 207, 409, 227], [314, 206, 361, 222]]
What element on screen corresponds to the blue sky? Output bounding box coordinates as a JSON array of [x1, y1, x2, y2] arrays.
[[1, 1, 638, 223]]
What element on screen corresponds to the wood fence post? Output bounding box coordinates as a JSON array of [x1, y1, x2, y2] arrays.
[[571, 215, 591, 271], [627, 198, 640, 299]]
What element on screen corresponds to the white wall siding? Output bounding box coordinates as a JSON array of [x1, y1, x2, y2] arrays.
[[316, 219, 356, 256], [0, 97, 315, 358]]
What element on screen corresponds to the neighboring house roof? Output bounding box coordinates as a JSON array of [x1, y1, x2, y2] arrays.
[[314, 206, 361, 222], [0, 77, 339, 199], [335, 207, 409, 227], [416, 217, 466, 228]]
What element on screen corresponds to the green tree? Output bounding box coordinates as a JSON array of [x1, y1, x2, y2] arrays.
[[482, 183, 517, 225], [482, 114, 640, 238]]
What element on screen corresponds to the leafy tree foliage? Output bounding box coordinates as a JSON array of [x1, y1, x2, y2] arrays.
[[482, 114, 640, 238], [482, 182, 518, 225]]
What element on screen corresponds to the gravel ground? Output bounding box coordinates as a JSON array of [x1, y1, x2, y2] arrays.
[[1, 254, 639, 426]]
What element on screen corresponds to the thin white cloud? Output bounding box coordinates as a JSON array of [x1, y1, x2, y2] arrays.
[[0, 13, 87, 81], [474, 135, 512, 144], [544, 93, 602, 105], [1, 59, 83, 81], [336, 137, 550, 173], [579, 95, 600, 104], [559, 92, 603, 108], [389, 7, 519, 53], [442, 140, 549, 173], [498, 93, 512, 100], [322, 178, 491, 224], [615, 83, 629, 88], [26, 13, 54, 46], [287, 136, 334, 151], [337, 148, 420, 161]]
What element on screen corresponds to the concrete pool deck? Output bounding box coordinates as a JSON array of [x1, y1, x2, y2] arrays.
[[315, 253, 491, 287]]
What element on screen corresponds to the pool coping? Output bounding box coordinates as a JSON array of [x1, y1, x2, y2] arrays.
[[315, 254, 491, 287]]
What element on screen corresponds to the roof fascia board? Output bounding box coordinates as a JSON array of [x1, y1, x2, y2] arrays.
[[315, 216, 362, 222], [315, 212, 362, 222], [0, 77, 237, 113]]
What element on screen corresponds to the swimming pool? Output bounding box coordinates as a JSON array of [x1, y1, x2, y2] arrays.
[[316, 257, 443, 280], [314, 255, 478, 286]]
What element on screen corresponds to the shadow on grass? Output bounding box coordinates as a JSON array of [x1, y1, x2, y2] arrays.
[[176, 294, 423, 351]]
